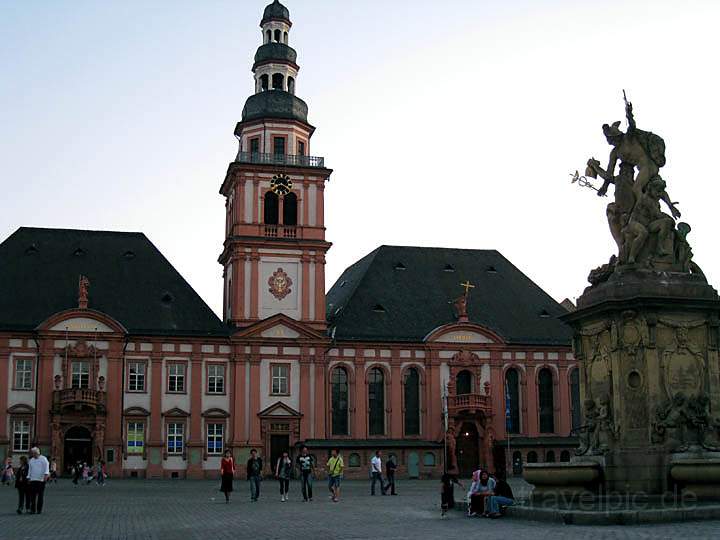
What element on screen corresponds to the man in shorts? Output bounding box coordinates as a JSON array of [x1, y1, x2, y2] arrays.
[[326, 448, 343, 502]]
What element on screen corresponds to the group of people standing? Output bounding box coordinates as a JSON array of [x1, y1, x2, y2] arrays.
[[6, 447, 51, 515], [218, 447, 398, 504], [70, 460, 107, 486]]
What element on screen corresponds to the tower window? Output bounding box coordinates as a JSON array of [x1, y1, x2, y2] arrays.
[[297, 140, 305, 156], [283, 31, 288, 44], [250, 137, 260, 156], [274, 29, 281, 42], [287, 76, 295, 95], [283, 192, 297, 226], [260, 74, 269, 91], [266, 29, 272, 43], [264, 191, 279, 224], [273, 136, 285, 156], [272, 73, 284, 90]]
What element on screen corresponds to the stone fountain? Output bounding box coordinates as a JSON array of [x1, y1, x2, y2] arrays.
[[523, 95, 720, 517]]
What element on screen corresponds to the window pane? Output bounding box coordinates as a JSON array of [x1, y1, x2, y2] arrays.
[[250, 138, 260, 155], [538, 369, 555, 433], [404, 368, 420, 436], [456, 370, 472, 395], [331, 367, 349, 436], [368, 368, 385, 435], [273, 137, 285, 156]]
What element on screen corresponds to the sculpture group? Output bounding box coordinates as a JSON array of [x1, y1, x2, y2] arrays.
[[578, 93, 702, 283]]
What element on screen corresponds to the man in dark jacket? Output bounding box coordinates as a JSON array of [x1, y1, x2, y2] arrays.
[[15, 456, 30, 514], [246, 449, 263, 501], [486, 472, 515, 517], [385, 455, 397, 495]]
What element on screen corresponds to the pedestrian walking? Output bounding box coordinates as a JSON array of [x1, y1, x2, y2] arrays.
[[385, 454, 397, 495], [326, 448, 343, 503], [370, 450, 386, 495], [275, 451, 292, 502], [72, 461, 81, 486], [246, 449, 263, 501], [14, 455, 30, 514], [27, 447, 50, 514], [2, 457, 14, 485], [82, 462, 90, 485], [219, 449, 235, 503], [296, 446, 314, 501], [49, 458, 58, 484], [95, 461, 105, 486]]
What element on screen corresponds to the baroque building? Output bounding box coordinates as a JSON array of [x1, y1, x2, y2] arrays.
[[0, 1, 577, 479]]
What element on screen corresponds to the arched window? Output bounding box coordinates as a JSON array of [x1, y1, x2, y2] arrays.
[[403, 368, 420, 436], [570, 368, 581, 431], [264, 191, 279, 224], [274, 29, 281, 42], [560, 450, 571, 462], [272, 73, 284, 90], [287, 76, 295, 95], [368, 368, 385, 436], [331, 367, 349, 436], [546, 450, 556, 463], [283, 31, 288, 44], [266, 30, 271, 43], [282, 192, 297, 226], [455, 370, 472, 395], [505, 368, 520, 434], [527, 451, 538, 463], [260, 74, 269, 91], [538, 368, 555, 433]]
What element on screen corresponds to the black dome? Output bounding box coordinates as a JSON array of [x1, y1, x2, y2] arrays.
[[253, 43, 297, 69], [241, 90, 308, 124], [261, 0, 290, 25]]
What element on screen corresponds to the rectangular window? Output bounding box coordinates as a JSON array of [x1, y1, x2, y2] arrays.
[[167, 423, 185, 455], [14, 358, 33, 389], [207, 423, 224, 455], [168, 363, 185, 393], [128, 362, 146, 392], [297, 140, 305, 156], [71, 361, 90, 389], [207, 364, 225, 394], [273, 136, 285, 156], [250, 137, 260, 155], [12, 420, 30, 452], [127, 422, 144, 455], [271, 364, 289, 395]]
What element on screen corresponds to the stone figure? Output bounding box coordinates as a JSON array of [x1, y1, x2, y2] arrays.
[[78, 275, 90, 309], [452, 295, 468, 320], [587, 161, 636, 252], [445, 426, 459, 474], [623, 177, 676, 265], [575, 399, 600, 456], [596, 394, 618, 451], [593, 96, 666, 199]]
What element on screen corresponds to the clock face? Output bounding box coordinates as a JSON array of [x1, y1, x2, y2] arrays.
[[270, 174, 293, 195]]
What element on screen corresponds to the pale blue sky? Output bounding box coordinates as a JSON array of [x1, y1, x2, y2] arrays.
[[2, 0, 720, 316]]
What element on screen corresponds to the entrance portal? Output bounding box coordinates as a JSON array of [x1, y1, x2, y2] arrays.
[[64, 426, 92, 473], [455, 422, 480, 477], [269, 434, 290, 474]]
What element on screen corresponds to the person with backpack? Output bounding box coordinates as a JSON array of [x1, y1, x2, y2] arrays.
[[326, 448, 343, 503]]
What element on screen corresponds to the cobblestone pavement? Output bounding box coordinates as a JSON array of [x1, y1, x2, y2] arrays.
[[1, 479, 719, 540]]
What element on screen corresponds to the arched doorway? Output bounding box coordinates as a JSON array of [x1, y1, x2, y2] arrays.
[[455, 422, 480, 477], [64, 425, 93, 472]]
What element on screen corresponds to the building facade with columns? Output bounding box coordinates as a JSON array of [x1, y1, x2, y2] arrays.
[[0, 1, 577, 479]]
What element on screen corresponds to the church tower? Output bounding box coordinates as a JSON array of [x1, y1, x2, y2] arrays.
[[219, 0, 331, 331]]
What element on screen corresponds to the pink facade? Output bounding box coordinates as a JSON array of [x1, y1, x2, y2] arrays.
[[0, 1, 577, 479]]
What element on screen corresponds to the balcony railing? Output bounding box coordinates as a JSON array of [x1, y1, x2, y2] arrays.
[[447, 392, 492, 415], [264, 225, 297, 239], [53, 388, 106, 412], [236, 151, 325, 168]]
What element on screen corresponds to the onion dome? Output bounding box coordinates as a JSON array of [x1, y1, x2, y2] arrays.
[[261, 0, 290, 25], [253, 42, 298, 70], [241, 90, 308, 124]]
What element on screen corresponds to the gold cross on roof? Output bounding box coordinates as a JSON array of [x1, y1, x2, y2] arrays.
[[460, 280, 475, 295]]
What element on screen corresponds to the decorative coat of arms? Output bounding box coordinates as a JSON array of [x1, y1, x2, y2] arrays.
[[268, 267, 292, 300]]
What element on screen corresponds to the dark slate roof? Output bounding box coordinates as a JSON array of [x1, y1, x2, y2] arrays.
[[241, 90, 309, 124], [0, 227, 227, 337], [326, 246, 572, 346], [261, 0, 290, 25]]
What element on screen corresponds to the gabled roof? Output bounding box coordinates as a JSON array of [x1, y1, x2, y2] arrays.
[[0, 227, 228, 337], [326, 245, 572, 346]]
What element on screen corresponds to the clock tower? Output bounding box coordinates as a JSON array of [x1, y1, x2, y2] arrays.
[[219, 0, 331, 331]]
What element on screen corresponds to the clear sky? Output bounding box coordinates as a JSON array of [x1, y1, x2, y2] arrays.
[[2, 0, 719, 316]]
